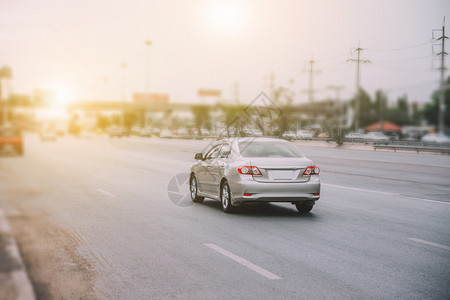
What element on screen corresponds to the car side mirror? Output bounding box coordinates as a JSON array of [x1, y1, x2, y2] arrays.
[[195, 153, 203, 160]]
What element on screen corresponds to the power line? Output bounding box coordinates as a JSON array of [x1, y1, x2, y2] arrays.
[[370, 62, 431, 72], [367, 40, 433, 52], [371, 54, 433, 63]]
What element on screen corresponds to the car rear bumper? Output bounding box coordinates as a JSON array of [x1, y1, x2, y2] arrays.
[[230, 176, 320, 204]]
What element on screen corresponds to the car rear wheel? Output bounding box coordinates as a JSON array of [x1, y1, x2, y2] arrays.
[[295, 203, 314, 213], [221, 181, 234, 213], [190, 175, 204, 203]]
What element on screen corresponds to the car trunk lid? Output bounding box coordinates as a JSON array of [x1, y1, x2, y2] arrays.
[[248, 157, 314, 183]]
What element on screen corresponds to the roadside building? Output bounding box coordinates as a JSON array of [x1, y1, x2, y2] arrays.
[[365, 121, 402, 140]]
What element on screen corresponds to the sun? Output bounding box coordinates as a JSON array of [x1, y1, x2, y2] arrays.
[[205, 1, 249, 35], [40, 84, 76, 108]]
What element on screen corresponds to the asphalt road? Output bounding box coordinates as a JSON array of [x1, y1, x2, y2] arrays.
[[1, 135, 449, 299]]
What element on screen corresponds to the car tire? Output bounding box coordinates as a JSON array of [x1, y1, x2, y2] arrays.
[[295, 203, 314, 213], [190, 175, 204, 203], [221, 181, 235, 213]]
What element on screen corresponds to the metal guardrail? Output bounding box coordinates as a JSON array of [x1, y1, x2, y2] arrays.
[[373, 144, 450, 154]]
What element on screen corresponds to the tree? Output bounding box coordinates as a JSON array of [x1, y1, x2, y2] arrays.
[[374, 89, 388, 125], [191, 105, 211, 135], [96, 114, 110, 131], [350, 88, 377, 129], [422, 79, 450, 130], [410, 102, 421, 125], [269, 86, 299, 136], [219, 104, 248, 136]]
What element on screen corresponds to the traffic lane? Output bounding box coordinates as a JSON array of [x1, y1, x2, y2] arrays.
[[320, 166, 449, 203], [301, 153, 450, 203], [297, 144, 450, 167], [309, 155, 450, 186]]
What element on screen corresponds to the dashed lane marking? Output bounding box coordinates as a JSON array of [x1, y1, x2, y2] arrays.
[[96, 188, 115, 198], [205, 243, 282, 280], [408, 238, 450, 251]]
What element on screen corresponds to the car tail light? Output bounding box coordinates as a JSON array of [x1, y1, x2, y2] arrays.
[[238, 166, 262, 176], [303, 166, 320, 176]]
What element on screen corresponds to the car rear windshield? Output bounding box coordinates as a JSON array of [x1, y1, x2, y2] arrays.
[[238, 141, 303, 158]]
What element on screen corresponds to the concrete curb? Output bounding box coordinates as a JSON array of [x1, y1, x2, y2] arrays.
[[0, 209, 35, 300]]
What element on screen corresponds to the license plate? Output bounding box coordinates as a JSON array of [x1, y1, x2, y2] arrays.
[[271, 170, 293, 180]]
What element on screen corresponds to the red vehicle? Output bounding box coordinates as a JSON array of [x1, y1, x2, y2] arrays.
[[0, 126, 23, 155]]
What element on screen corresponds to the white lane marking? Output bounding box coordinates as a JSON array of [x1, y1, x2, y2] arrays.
[[204, 243, 282, 280], [96, 188, 115, 198], [323, 184, 450, 205], [408, 238, 450, 251], [404, 197, 450, 206], [322, 184, 396, 196]]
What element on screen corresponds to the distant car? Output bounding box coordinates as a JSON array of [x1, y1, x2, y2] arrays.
[[345, 132, 365, 141], [250, 129, 263, 137], [152, 128, 161, 137], [317, 132, 329, 138], [296, 130, 313, 140], [160, 129, 174, 139], [131, 126, 141, 135], [108, 127, 129, 138], [200, 129, 210, 136], [282, 131, 296, 140], [421, 133, 450, 144], [364, 132, 390, 144], [189, 138, 320, 213], [0, 126, 23, 155], [176, 128, 189, 137], [140, 128, 152, 137]]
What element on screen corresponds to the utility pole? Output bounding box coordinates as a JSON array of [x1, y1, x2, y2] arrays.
[[302, 58, 320, 102], [347, 42, 370, 131], [433, 17, 448, 134]]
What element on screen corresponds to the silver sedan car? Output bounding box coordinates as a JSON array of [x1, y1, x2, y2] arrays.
[[189, 138, 321, 213]]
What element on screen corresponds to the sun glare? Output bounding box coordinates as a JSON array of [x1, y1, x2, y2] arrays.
[[43, 85, 76, 108], [205, 1, 248, 35]]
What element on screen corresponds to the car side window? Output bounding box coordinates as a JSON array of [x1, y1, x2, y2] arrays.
[[218, 143, 231, 158], [205, 144, 222, 160]]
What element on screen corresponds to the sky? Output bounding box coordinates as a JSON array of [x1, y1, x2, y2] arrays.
[[1, 0, 449, 107]]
